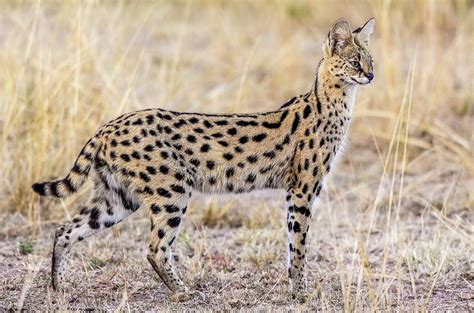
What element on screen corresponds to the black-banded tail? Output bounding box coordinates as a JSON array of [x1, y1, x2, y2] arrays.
[[32, 136, 102, 198]]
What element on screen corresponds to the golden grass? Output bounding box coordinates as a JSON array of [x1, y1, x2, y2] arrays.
[[0, 0, 472, 310]]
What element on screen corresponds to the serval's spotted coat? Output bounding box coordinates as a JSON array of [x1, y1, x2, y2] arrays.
[[32, 18, 375, 301]]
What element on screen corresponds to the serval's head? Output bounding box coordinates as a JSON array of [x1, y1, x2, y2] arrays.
[[323, 18, 375, 85]]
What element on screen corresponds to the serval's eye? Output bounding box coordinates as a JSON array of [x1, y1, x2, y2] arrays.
[[350, 60, 360, 68]]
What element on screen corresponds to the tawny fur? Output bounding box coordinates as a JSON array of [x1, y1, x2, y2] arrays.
[[32, 18, 375, 300]]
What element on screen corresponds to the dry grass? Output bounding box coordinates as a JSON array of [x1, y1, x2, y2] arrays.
[[0, 0, 473, 310]]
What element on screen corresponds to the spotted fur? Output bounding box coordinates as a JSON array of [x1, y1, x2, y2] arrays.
[[32, 18, 375, 300]]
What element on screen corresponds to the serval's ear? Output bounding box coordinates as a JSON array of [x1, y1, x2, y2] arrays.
[[323, 19, 352, 57], [354, 18, 375, 47]]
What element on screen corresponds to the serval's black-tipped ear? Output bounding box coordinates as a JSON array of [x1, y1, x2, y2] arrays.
[[324, 19, 352, 56], [354, 18, 375, 47]]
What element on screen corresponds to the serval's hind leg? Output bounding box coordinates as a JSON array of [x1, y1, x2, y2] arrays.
[[142, 174, 191, 294], [51, 164, 140, 290]]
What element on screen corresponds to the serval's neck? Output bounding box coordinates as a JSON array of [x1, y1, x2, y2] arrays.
[[313, 59, 357, 119]]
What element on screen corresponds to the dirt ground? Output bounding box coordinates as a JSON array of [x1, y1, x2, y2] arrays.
[[1, 156, 472, 311]]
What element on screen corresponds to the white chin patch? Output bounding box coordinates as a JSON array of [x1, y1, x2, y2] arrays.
[[351, 77, 370, 85]]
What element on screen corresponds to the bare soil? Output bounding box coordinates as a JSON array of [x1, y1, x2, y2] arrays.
[[1, 162, 472, 311]]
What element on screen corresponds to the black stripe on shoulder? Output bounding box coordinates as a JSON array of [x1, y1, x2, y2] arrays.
[[262, 110, 289, 129], [316, 97, 322, 114], [279, 96, 297, 109], [291, 112, 300, 134]]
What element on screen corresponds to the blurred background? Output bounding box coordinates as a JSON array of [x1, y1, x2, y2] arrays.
[[0, 0, 472, 310]]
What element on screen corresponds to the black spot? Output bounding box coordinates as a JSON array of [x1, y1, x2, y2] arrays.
[[186, 135, 197, 143], [150, 204, 161, 214], [291, 112, 300, 134], [104, 221, 115, 228], [227, 128, 237, 135], [263, 150, 276, 159], [171, 134, 181, 140], [142, 145, 153, 153], [157, 188, 172, 198], [239, 136, 249, 144], [88, 219, 100, 229], [189, 117, 199, 124], [160, 151, 169, 159], [319, 138, 325, 147], [171, 185, 186, 194], [246, 174, 256, 183], [158, 229, 165, 239], [165, 205, 180, 213], [146, 166, 157, 175], [215, 120, 228, 126], [200, 144, 211, 153], [173, 119, 187, 128], [323, 153, 330, 165], [209, 176, 216, 185], [159, 166, 169, 174], [175, 172, 184, 180], [139, 172, 151, 182], [226, 168, 235, 177], [120, 140, 131, 146], [194, 127, 204, 133], [223, 153, 234, 160], [167, 217, 181, 227], [190, 158, 200, 167], [252, 133, 267, 142], [146, 115, 155, 125], [247, 155, 258, 163], [206, 160, 215, 170], [120, 154, 131, 162], [132, 135, 141, 143], [203, 120, 213, 128], [299, 140, 305, 150], [293, 221, 301, 232], [236, 120, 258, 127], [131, 151, 141, 159], [303, 105, 312, 118], [132, 118, 143, 125], [234, 146, 243, 153], [141, 186, 154, 195], [111, 139, 118, 147], [211, 132, 223, 138]]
